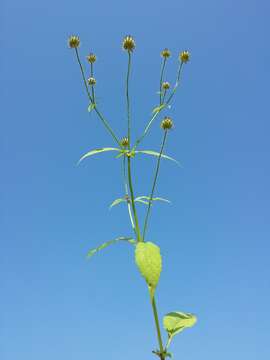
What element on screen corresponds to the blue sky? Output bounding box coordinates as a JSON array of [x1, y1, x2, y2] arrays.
[[1, 0, 270, 359]]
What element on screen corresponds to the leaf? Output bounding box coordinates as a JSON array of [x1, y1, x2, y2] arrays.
[[135, 150, 180, 165], [135, 199, 149, 205], [135, 196, 171, 204], [163, 312, 197, 346], [115, 152, 125, 159], [135, 242, 162, 297], [78, 147, 121, 164], [109, 197, 126, 209], [152, 104, 166, 114], [88, 103, 96, 112], [87, 237, 136, 258]]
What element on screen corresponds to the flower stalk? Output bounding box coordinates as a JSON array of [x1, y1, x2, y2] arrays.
[[68, 34, 196, 360]]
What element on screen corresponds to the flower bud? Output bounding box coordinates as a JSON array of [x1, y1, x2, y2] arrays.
[[88, 77, 96, 86], [68, 35, 80, 48], [120, 137, 129, 148], [87, 53, 97, 63], [162, 82, 170, 90], [161, 116, 173, 130], [161, 48, 171, 58], [179, 51, 190, 63], [122, 35, 136, 52]]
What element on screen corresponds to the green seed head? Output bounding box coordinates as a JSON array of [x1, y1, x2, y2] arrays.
[[161, 116, 174, 130], [68, 35, 80, 48], [120, 137, 129, 148], [88, 77, 96, 86], [161, 48, 171, 58], [87, 53, 97, 63], [122, 35, 136, 52], [179, 50, 190, 63], [162, 81, 170, 90]]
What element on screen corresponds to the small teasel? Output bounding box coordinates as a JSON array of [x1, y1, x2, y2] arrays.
[[68, 35, 80, 48], [120, 136, 129, 148], [87, 53, 97, 63], [87, 77, 96, 86], [68, 34, 196, 360], [162, 82, 170, 90], [179, 50, 190, 63], [122, 35, 136, 52], [161, 48, 171, 58], [161, 116, 174, 130]]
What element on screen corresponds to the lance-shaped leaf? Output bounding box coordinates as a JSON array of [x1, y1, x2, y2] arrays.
[[163, 312, 197, 348], [135, 242, 162, 298], [135, 196, 171, 204], [87, 236, 136, 258], [109, 197, 127, 209], [78, 147, 121, 164], [135, 150, 179, 165], [88, 103, 96, 112]]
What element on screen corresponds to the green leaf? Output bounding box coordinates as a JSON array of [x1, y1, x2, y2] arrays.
[[78, 147, 121, 164], [88, 103, 96, 112], [152, 104, 166, 114], [87, 236, 136, 258], [135, 150, 180, 165], [163, 312, 197, 346], [135, 199, 149, 205], [109, 197, 126, 208], [115, 152, 125, 159], [135, 196, 171, 204], [135, 242, 162, 297]]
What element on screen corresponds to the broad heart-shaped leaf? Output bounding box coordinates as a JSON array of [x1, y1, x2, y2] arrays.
[[78, 147, 121, 164], [87, 236, 136, 258], [163, 312, 197, 347], [109, 197, 126, 208], [135, 150, 180, 165], [135, 196, 171, 204], [135, 242, 162, 297]]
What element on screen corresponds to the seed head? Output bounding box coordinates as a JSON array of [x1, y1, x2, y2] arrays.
[[179, 51, 190, 63], [120, 137, 129, 148], [122, 35, 136, 52], [162, 82, 170, 90], [161, 116, 174, 130], [68, 35, 80, 49], [87, 53, 97, 63], [161, 48, 171, 58], [88, 77, 96, 86]]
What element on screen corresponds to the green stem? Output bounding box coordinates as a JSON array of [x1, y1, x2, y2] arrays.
[[124, 50, 141, 241], [134, 61, 185, 150], [132, 110, 161, 150], [126, 51, 132, 147], [143, 130, 168, 240], [165, 61, 184, 105], [75, 48, 93, 103], [93, 107, 121, 146], [90, 62, 95, 103], [151, 295, 165, 359], [122, 156, 136, 233], [74, 48, 120, 146], [127, 156, 141, 241], [159, 58, 167, 105]]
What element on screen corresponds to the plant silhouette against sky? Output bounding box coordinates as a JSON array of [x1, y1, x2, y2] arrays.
[[68, 34, 197, 360]]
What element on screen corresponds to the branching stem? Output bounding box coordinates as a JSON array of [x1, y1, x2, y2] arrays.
[[74, 48, 121, 146], [143, 130, 168, 240], [151, 295, 165, 360]]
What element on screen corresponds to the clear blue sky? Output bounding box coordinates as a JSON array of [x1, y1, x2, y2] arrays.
[[1, 0, 270, 359]]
